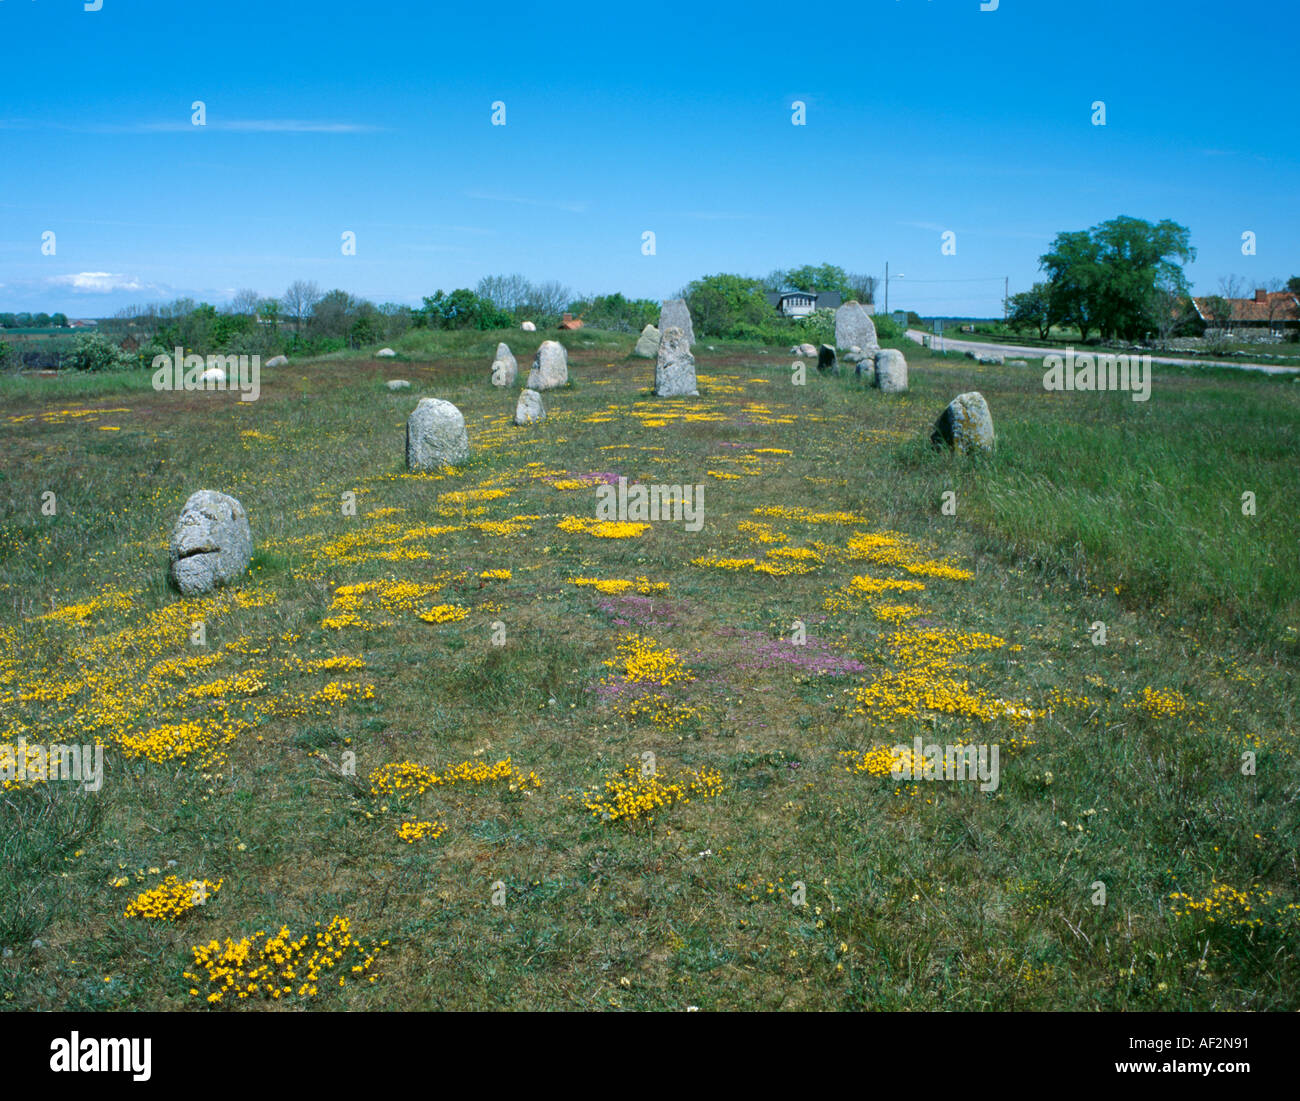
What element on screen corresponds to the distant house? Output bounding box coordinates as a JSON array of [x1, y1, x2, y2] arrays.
[[1191, 289, 1300, 335], [558, 313, 584, 330], [765, 289, 843, 317]]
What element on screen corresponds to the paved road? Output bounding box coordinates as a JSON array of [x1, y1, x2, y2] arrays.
[[904, 330, 1300, 376]]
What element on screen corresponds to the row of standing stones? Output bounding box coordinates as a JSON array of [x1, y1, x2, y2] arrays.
[[166, 300, 993, 597]]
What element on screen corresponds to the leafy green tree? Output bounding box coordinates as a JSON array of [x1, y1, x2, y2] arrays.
[[683, 273, 771, 338], [1040, 217, 1194, 343], [50, 312, 68, 328], [1040, 230, 1102, 341], [310, 290, 362, 340], [1007, 282, 1054, 339], [782, 263, 853, 298]]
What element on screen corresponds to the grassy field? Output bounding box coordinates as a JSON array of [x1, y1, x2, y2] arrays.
[[1, 330, 1297, 1011]]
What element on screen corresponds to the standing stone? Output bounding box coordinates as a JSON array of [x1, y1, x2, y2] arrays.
[[491, 342, 517, 387], [406, 398, 469, 470], [265, 355, 288, 368], [658, 299, 695, 348], [526, 340, 568, 390], [873, 349, 908, 393], [386, 379, 411, 391], [793, 342, 817, 358], [655, 326, 698, 397], [521, 321, 536, 332], [931, 391, 994, 454], [835, 301, 878, 352], [168, 490, 253, 597], [514, 388, 545, 425], [817, 344, 839, 375], [376, 348, 397, 357], [633, 325, 661, 358]]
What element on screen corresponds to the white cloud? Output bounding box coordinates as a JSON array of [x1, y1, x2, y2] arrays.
[[48, 272, 149, 294]]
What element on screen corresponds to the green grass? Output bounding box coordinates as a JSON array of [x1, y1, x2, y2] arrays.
[[1, 330, 1296, 1011]]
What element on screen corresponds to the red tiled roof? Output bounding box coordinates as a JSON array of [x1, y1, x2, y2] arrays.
[[1192, 292, 1300, 323]]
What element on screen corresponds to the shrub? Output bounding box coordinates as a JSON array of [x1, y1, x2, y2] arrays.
[[421, 289, 512, 331], [872, 314, 903, 341], [63, 333, 136, 372]]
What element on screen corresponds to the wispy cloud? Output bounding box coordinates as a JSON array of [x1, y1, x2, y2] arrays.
[[898, 220, 1052, 241], [464, 190, 590, 214], [47, 272, 156, 294], [0, 118, 381, 134]]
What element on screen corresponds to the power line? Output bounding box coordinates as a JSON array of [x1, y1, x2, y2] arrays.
[[892, 276, 1006, 284]]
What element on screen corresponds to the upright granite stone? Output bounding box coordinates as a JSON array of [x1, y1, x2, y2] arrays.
[[526, 340, 568, 390], [514, 388, 545, 425], [521, 321, 536, 332], [655, 326, 699, 397], [873, 349, 908, 393], [386, 379, 411, 391], [376, 348, 397, 358], [406, 397, 469, 470], [168, 490, 253, 597], [633, 325, 661, 358], [817, 344, 839, 375], [659, 299, 695, 348], [931, 391, 994, 454], [835, 301, 878, 352], [491, 342, 517, 387], [265, 355, 288, 368]]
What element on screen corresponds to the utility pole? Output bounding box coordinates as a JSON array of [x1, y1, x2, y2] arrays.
[[885, 261, 890, 315]]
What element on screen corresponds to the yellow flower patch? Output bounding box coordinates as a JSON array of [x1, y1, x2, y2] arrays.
[[124, 876, 223, 920], [605, 634, 691, 687], [557, 515, 649, 539], [581, 762, 724, 823], [184, 916, 384, 1003], [418, 603, 470, 624], [567, 576, 668, 595], [369, 756, 541, 797], [396, 820, 447, 843]]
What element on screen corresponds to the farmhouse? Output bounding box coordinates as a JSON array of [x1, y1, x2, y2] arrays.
[[764, 289, 843, 317], [1191, 288, 1300, 336]]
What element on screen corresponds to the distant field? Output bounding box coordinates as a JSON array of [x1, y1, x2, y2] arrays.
[[1, 332, 1296, 1010]]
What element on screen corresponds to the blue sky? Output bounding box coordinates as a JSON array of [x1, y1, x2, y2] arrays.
[[1, 0, 1296, 317]]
